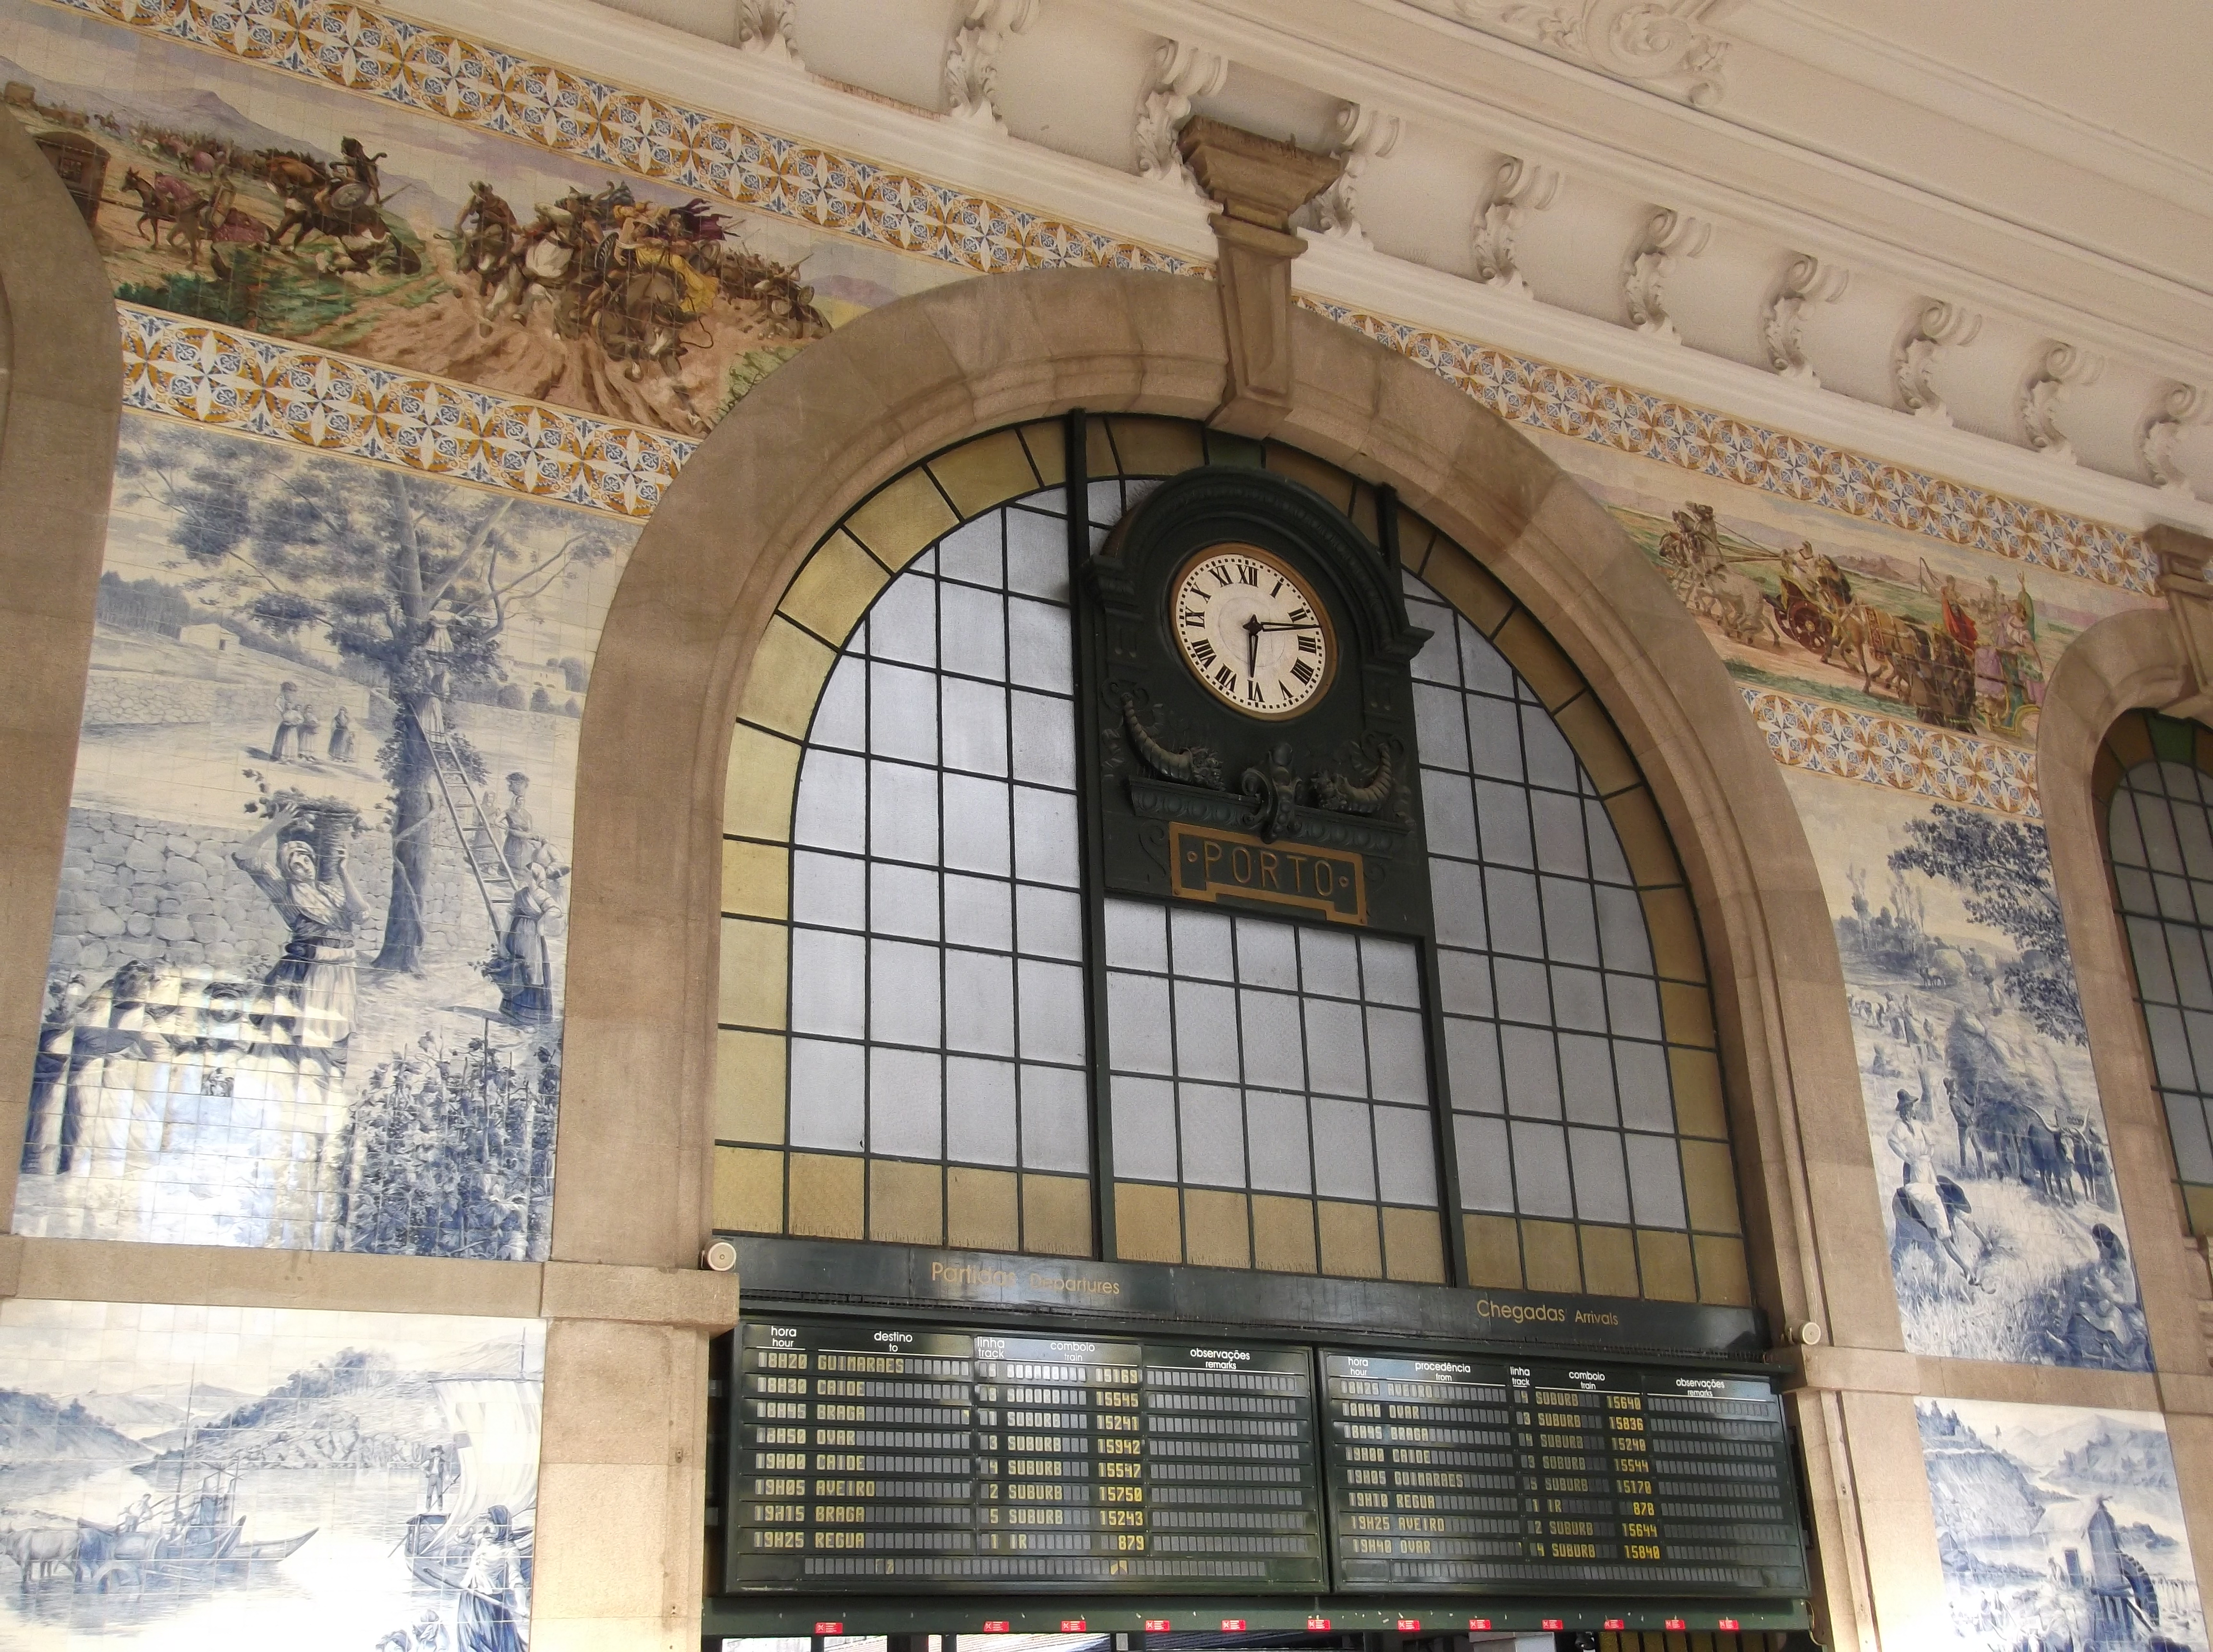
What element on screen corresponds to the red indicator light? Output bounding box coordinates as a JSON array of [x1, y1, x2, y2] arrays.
[[1468, 1620, 1492, 1632], [1541, 1620, 1564, 1632], [1059, 1622, 1086, 1633], [1605, 1620, 1626, 1631], [1307, 1619, 1332, 1632], [1718, 1619, 1741, 1632], [1396, 1620, 1420, 1632], [982, 1625, 1010, 1635], [1220, 1621, 1246, 1632], [1143, 1621, 1171, 1633], [813, 1625, 843, 1636], [1665, 1620, 1687, 1632]]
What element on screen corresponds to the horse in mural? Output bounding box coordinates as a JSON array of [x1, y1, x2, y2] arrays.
[[261, 149, 421, 275]]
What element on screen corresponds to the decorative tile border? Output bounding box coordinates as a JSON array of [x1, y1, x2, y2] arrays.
[[118, 302, 691, 514], [1301, 300, 2157, 598], [1742, 685, 2042, 817], [47, 0, 2157, 598]]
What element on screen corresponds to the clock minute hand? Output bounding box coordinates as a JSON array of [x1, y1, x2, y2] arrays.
[[1243, 614, 1259, 680]]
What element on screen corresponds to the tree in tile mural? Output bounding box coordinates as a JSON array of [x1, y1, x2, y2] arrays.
[[20, 417, 637, 1259]]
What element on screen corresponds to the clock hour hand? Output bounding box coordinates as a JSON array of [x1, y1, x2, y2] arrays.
[[1250, 620, 1321, 632]]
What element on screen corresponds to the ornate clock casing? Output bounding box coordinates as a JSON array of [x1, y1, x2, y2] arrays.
[[1078, 466, 1435, 935]]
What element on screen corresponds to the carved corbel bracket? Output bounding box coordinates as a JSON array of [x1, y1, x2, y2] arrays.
[[2020, 342, 2105, 465], [2152, 524, 2213, 720], [2141, 384, 2210, 499], [1312, 102, 1403, 248], [1134, 39, 1228, 192], [1892, 300, 1982, 425], [737, 0, 802, 65], [1177, 117, 1343, 439], [1622, 206, 1709, 342], [1471, 156, 1562, 298], [944, 0, 1042, 133], [1761, 254, 1848, 385]]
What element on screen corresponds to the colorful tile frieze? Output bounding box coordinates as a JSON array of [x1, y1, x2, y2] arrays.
[[1742, 686, 2042, 818], [117, 302, 691, 515]]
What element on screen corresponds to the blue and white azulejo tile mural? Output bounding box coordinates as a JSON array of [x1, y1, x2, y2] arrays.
[[0, 1300, 542, 1652], [1920, 1397, 2205, 1651]]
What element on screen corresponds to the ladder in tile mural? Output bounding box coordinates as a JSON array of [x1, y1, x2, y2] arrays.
[[413, 708, 517, 938]]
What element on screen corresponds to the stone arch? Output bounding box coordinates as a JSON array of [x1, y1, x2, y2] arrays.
[[0, 112, 125, 1227]]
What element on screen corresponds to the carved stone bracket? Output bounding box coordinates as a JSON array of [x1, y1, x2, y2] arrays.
[[2140, 384, 2209, 498], [737, 0, 802, 64], [944, 0, 1041, 134], [1622, 206, 1708, 343], [2020, 342, 2106, 465], [1762, 254, 1848, 385], [2152, 525, 2213, 720], [1312, 102, 1402, 249], [1891, 300, 1982, 425], [1134, 39, 1228, 192], [1177, 117, 1343, 438], [1471, 156, 1562, 299]]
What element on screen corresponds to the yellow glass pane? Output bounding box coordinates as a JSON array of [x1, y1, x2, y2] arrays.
[[1579, 1224, 1640, 1298], [1396, 510, 1440, 573], [869, 1158, 945, 1246], [1668, 1047, 1728, 1140], [928, 428, 1041, 518], [1492, 611, 1585, 711], [1381, 1206, 1447, 1284], [1462, 1213, 1523, 1288], [787, 1153, 864, 1240], [1085, 417, 1119, 479], [2183, 1183, 2213, 1239], [1603, 787, 1684, 887], [1681, 1139, 1741, 1233], [1262, 442, 1355, 510], [717, 917, 788, 1030], [1317, 1201, 1384, 1279], [1017, 420, 1067, 487], [2104, 711, 2154, 771], [737, 616, 836, 740], [1554, 694, 1640, 797], [948, 1167, 1021, 1251], [1183, 1189, 1252, 1269], [1108, 417, 1204, 478], [721, 839, 789, 921], [1022, 1174, 1093, 1257], [713, 1146, 784, 1233], [1348, 483, 1380, 549], [714, 1028, 786, 1144], [1519, 1219, 1581, 1292], [1693, 1233, 1752, 1306], [1661, 980, 1717, 1049], [1636, 1229, 1696, 1302], [778, 530, 890, 646], [1251, 1195, 1319, 1274], [724, 724, 801, 844], [1641, 887, 1706, 983], [1114, 1181, 1182, 1263], [1419, 545, 1514, 634], [844, 469, 958, 569]]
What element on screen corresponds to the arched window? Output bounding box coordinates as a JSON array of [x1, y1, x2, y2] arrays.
[[2100, 709, 2213, 1235], [713, 419, 1746, 1306]]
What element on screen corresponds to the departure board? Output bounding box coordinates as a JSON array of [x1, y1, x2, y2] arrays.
[[729, 1322, 1325, 1590], [1319, 1353, 1807, 1596]]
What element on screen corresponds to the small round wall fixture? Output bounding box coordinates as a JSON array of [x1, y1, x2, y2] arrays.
[[702, 1239, 738, 1273]]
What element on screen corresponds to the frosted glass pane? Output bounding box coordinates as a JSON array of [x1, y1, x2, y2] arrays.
[[1423, 774, 1480, 859], [1234, 916, 1300, 988], [793, 752, 867, 853], [1009, 597, 1073, 692], [2146, 1004, 2197, 1089], [790, 928, 866, 1037], [1414, 684, 1469, 771], [1017, 959, 1087, 1065], [945, 1056, 1018, 1166], [2175, 797, 2213, 878], [1624, 1132, 1687, 1228], [1408, 605, 1460, 684], [1551, 966, 1608, 1033], [1467, 695, 1523, 781], [1456, 1115, 1514, 1212], [869, 862, 940, 942], [1540, 877, 1600, 966], [1485, 869, 1544, 957], [792, 851, 865, 931], [1520, 704, 1580, 791], [1312, 1099, 1377, 1200], [1437, 948, 1493, 1018], [1615, 1041, 1674, 1133], [2115, 865, 2158, 915], [2158, 874, 2193, 922], [943, 874, 1012, 951], [943, 948, 1015, 1056], [1246, 1090, 1313, 1193], [1568, 1127, 1630, 1223], [788, 1039, 865, 1151], [1170, 908, 1237, 981], [1172, 979, 1241, 1081], [1004, 507, 1068, 602], [1107, 971, 1174, 1074], [1501, 1025, 1561, 1119], [1508, 1121, 1573, 1217], [1366, 1007, 1430, 1104], [2164, 1093, 2213, 1182], [1111, 1074, 1179, 1181], [868, 576, 936, 667], [1009, 691, 1075, 788], [2108, 791, 2148, 868], [940, 583, 1007, 682], [1530, 790, 1590, 878], [940, 676, 1009, 776], [1016, 884, 1084, 960], [1300, 927, 1362, 999], [1587, 801, 1634, 885], [1459, 627, 1516, 697], [1105, 898, 1169, 972], [869, 1047, 942, 1157], [1475, 780, 1534, 868], [2185, 1010, 2213, 1091], [869, 660, 938, 764], [1432, 860, 1488, 949], [1240, 990, 1307, 1090], [2140, 793, 2186, 874], [1558, 1033, 1617, 1127], [1595, 886, 1654, 974], [1605, 974, 1664, 1042], [1012, 787, 1080, 886], [1303, 998, 1368, 1096], [869, 938, 942, 1047], [939, 774, 1010, 876], [1178, 1083, 1247, 1188], [2128, 915, 2177, 1001], [811, 654, 866, 750], [868, 761, 939, 864], [2168, 925, 2213, 1009], [1494, 958, 1550, 1025], [1444, 1018, 1503, 1114], [936, 512, 1002, 588], [1362, 936, 1423, 1007], [1020, 1065, 1091, 1173], [1373, 1105, 1438, 1204]]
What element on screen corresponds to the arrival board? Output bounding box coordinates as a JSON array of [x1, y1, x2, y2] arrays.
[[729, 1321, 1326, 1590], [1318, 1351, 1808, 1596]]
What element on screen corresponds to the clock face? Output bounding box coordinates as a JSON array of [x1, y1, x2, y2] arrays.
[[1171, 545, 1335, 719]]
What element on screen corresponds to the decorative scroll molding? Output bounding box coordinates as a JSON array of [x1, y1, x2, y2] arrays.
[[1742, 687, 2041, 818], [2140, 384, 2209, 498], [1135, 39, 1229, 192], [944, 0, 1041, 134], [1312, 102, 1402, 249], [1762, 254, 1849, 386], [2021, 342, 2106, 465], [736, 0, 802, 65], [1622, 207, 1709, 344], [1892, 301, 1982, 426], [1471, 156, 1562, 298], [1406, 0, 1729, 107]]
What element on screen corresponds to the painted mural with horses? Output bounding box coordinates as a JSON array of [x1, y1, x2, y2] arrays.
[[0, 1, 926, 433]]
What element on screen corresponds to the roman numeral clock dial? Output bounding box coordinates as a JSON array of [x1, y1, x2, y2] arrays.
[[1172, 546, 1335, 719]]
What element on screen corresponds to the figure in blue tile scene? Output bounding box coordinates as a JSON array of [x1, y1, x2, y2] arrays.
[[494, 861, 564, 1025], [232, 798, 368, 1052], [499, 771, 538, 876], [456, 1506, 528, 1652], [327, 704, 357, 764], [269, 680, 306, 762]]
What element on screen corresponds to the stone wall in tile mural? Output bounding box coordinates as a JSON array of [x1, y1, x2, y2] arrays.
[[1919, 1398, 2205, 1651], [21, 413, 637, 1257], [0, 1300, 541, 1651]]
